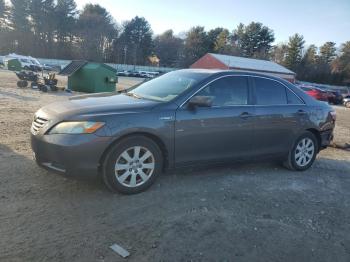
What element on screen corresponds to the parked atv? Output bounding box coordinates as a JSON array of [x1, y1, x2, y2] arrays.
[[15, 71, 39, 88], [15, 71, 58, 92]]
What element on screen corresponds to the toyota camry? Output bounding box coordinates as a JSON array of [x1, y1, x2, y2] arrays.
[[31, 69, 336, 194]]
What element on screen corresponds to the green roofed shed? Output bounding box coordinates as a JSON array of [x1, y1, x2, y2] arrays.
[[59, 61, 118, 93]]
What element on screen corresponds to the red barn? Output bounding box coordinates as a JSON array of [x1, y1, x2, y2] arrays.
[[191, 53, 296, 82]]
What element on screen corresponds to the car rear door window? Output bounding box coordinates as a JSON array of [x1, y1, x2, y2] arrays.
[[254, 78, 287, 105], [196, 76, 249, 106], [286, 88, 304, 104]]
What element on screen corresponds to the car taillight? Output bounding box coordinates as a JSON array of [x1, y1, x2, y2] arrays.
[[308, 90, 317, 96], [313, 91, 322, 99], [330, 111, 336, 121]]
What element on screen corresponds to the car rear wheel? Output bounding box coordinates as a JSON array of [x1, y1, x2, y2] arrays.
[[102, 136, 163, 194], [284, 131, 318, 171]]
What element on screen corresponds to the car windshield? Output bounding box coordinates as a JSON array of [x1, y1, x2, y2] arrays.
[[127, 71, 207, 102]]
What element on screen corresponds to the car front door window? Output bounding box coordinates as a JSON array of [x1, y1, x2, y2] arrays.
[[196, 76, 248, 106]]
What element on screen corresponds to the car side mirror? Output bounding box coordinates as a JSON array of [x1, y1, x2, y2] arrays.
[[188, 96, 213, 108]]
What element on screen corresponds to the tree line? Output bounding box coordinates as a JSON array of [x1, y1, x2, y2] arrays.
[[0, 0, 349, 85]]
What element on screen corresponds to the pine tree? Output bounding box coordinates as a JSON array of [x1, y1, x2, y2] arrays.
[[319, 42, 336, 63], [298, 45, 318, 81], [55, 0, 78, 58], [182, 26, 209, 67], [303, 45, 318, 64], [154, 30, 183, 67], [9, 0, 32, 54], [284, 34, 305, 73], [10, 0, 30, 31], [0, 0, 11, 53], [0, 0, 5, 22], [56, 0, 77, 40], [119, 16, 153, 65], [232, 22, 275, 59], [29, 0, 56, 57], [207, 27, 225, 52], [0, 0, 9, 29], [270, 44, 288, 64], [214, 29, 230, 54], [332, 41, 350, 82], [77, 4, 116, 62]]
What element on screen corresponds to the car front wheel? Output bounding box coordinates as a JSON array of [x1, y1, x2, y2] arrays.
[[102, 136, 163, 194], [284, 131, 318, 171]]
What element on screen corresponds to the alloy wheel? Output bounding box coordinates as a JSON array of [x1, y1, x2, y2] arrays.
[[115, 146, 155, 187], [294, 138, 315, 167]]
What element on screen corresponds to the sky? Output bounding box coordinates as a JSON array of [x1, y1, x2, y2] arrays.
[[76, 0, 350, 46]]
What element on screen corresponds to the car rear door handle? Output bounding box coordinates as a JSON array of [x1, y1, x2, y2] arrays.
[[239, 112, 254, 119], [297, 110, 307, 115]]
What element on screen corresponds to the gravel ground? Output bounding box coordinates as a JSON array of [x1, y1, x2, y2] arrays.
[[0, 70, 350, 262]]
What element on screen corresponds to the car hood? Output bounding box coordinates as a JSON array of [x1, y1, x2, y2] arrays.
[[37, 93, 159, 119]]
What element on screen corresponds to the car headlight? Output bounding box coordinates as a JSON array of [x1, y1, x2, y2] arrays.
[[49, 121, 105, 134]]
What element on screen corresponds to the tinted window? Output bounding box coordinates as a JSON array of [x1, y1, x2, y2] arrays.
[[254, 78, 287, 105], [196, 76, 248, 106], [286, 88, 304, 104]]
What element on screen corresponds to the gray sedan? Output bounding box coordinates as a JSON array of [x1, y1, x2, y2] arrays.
[[31, 69, 336, 194]]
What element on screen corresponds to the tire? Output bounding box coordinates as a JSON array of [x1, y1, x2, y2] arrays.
[[37, 84, 45, 91], [41, 85, 48, 92], [17, 80, 28, 88], [284, 131, 318, 171], [102, 135, 163, 194]]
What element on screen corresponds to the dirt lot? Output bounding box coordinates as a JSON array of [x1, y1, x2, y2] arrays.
[[0, 70, 350, 262]]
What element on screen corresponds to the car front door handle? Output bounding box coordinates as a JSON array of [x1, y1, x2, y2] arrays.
[[240, 112, 254, 119]]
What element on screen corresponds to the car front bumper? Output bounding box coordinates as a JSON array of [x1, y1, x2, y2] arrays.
[[31, 133, 112, 175]]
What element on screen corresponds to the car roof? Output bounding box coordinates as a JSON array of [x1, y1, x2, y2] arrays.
[[178, 68, 292, 83]]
